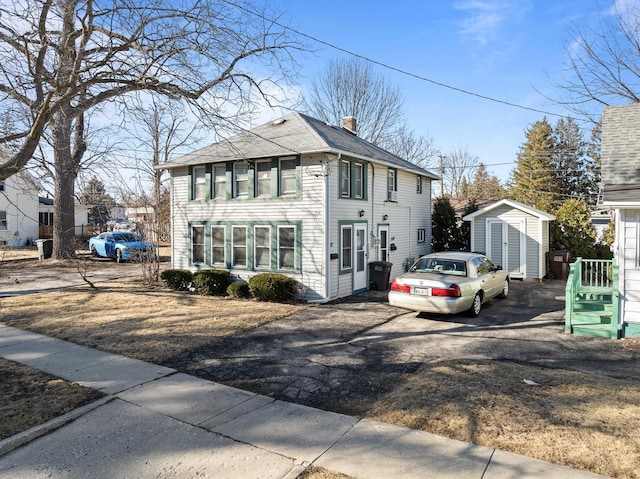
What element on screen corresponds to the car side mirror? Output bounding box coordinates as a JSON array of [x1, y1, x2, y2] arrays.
[[495, 265, 503, 271]]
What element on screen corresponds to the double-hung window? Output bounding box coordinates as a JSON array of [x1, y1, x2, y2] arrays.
[[254, 226, 271, 269], [234, 163, 248, 198], [387, 168, 397, 201], [191, 225, 205, 264], [278, 226, 296, 270], [192, 166, 207, 200], [255, 160, 272, 197], [213, 165, 226, 199], [354, 163, 364, 199], [340, 160, 351, 197], [211, 225, 226, 265], [279, 157, 297, 195], [232, 226, 247, 267]]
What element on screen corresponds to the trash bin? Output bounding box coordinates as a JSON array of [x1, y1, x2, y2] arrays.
[[546, 250, 571, 280], [369, 261, 393, 291], [36, 239, 53, 260]]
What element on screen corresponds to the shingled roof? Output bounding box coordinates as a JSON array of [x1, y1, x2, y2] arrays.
[[161, 112, 439, 179]]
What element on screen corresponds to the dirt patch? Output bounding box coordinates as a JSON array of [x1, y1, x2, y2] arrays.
[[0, 357, 104, 441], [297, 467, 354, 479]]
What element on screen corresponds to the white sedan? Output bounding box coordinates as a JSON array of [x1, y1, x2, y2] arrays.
[[388, 252, 509, 317]]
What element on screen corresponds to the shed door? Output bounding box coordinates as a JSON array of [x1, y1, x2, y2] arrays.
[[486, 218, 526, 279]]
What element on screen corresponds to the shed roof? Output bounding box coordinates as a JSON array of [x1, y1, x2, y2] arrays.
[[462, 199, 556, 221], [160, 112, 438, 179]]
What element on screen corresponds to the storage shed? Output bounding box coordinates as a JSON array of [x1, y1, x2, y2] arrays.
[[463, 199, 556, 280]]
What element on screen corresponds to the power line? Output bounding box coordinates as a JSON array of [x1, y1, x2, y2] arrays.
[[224, 0, 569, 119]]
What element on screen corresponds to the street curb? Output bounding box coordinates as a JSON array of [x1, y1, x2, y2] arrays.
[[0, 395, 115, 457]]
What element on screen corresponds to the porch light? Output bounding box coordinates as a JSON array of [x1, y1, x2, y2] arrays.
[[358, 209, 365, 217]]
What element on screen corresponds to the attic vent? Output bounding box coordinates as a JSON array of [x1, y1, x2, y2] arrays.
[[272, 118, 287, 126]]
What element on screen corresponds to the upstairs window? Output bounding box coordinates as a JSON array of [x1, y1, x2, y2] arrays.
[[417, 176, 423, 194], [192, 166, 207, 200], [387, 168, 397, 201], [354, 163, 364, 199], [255, 160, 272, 197], [279, 158, 297, 195], [213, 165, 226, 199], [340, 160, 350, 197], [234, 163, 248, 198]]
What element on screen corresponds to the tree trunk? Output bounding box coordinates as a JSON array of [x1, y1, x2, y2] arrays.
[[52, 111, 78, 259]]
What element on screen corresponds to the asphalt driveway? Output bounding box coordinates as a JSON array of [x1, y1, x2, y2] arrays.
[[166, 280, 640, 415]]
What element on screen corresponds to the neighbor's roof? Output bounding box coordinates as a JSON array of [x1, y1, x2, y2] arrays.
[[160, 112, 439, 179], [462, 199, 556, 221]]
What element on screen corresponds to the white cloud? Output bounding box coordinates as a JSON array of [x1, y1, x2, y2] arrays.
[[455, 0, 531, 45]]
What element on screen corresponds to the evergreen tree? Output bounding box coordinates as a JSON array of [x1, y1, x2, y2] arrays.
[[585, 122, 602, 206], [551, 198, 597, 258], [78, 177, 114, 225], [460, 163, 504, 200], [459, 199, 479, 252], [507, 118, 558, 212], [432, 196, 461, 252]]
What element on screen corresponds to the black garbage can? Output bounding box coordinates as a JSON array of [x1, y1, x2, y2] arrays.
[[546, 250, 571, 280], [369, 261, 393, 291], [36, 239, 53, 260]]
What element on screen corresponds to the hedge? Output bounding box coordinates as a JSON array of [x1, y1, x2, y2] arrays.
[[248, 273, 296, 302], [227, 281, 251, 299], [192, 269, 232, 296], [160, 269, 193, 291]]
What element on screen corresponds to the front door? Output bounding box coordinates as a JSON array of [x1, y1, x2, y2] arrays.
[[354, 223, 368, 292]]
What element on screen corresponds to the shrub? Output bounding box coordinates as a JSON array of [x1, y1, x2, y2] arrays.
[[248, 273, 297, 302], [192, 269, 232, 296], [160, 269, 193, 290], [227, 281, 250, 299]]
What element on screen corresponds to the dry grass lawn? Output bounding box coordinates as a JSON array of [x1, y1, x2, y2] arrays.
[[1, 268, 640, 478], [0, 357, 104, 441]]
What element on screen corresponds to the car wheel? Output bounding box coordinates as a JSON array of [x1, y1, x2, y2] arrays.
[[497, 279, 509, 299], [115, 249, 123, 263], [469, 293, 482, 317], [90, 246, 98, 258]]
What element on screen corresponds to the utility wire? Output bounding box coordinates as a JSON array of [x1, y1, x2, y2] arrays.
[[225, 0, 569, 119]]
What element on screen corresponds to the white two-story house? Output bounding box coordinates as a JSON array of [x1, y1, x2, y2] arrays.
[[161, 112, 438, 301]]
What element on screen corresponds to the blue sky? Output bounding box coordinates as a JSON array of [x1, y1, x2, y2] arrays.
[[269, 0, 623, 183]]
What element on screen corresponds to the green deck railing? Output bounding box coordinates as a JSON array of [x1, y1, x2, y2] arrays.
[[565, 257, 619, 339]]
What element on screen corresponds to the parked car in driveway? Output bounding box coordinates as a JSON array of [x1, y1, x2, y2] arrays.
[[88, 232, 156, 263], [388, 251, 509, 317]]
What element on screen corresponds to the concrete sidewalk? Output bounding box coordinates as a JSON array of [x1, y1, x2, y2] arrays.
[[0, 324, 607, 479]]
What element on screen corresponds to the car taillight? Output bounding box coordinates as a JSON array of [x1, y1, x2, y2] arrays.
[[390, 278, 410, 293], [431, 284, 461, 297]]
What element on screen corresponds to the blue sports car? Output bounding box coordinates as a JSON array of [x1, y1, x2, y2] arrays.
[[88, 232, 156, 263]]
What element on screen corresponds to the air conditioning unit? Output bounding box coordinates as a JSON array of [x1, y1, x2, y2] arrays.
[[388, 191, 398, 202]]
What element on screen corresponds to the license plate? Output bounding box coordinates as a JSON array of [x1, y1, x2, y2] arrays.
[[413, 287, 431, 296]]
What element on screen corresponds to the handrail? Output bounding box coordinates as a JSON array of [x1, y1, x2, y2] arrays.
[[611, 258, 620, 339], [564, 258, 581, 333]]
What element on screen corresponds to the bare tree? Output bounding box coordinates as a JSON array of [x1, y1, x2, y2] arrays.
[[0, 0, 302, 258], [383, 124, 440, 170], [558, 2, 640, 120], [303, 57, 405, 145], [442, 147, 479, 198]]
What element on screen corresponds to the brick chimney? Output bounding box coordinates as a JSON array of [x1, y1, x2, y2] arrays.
[[343, 116, 357, 135]]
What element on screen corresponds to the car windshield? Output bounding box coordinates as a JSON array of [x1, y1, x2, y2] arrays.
[[113, 233, 138, 242], [410, 257, 467, 277]]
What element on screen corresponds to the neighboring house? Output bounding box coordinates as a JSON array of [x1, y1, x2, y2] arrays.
[[598, 102, 640, 338], [161, 112, 438, 301], [590, 208, 612, 244], [38, 198, 93, 238], [0, 171, 39, 245], [463, 199, 556, 280]]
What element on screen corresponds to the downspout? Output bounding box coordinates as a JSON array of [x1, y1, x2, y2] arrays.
[[309, 153, 340, 303]]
